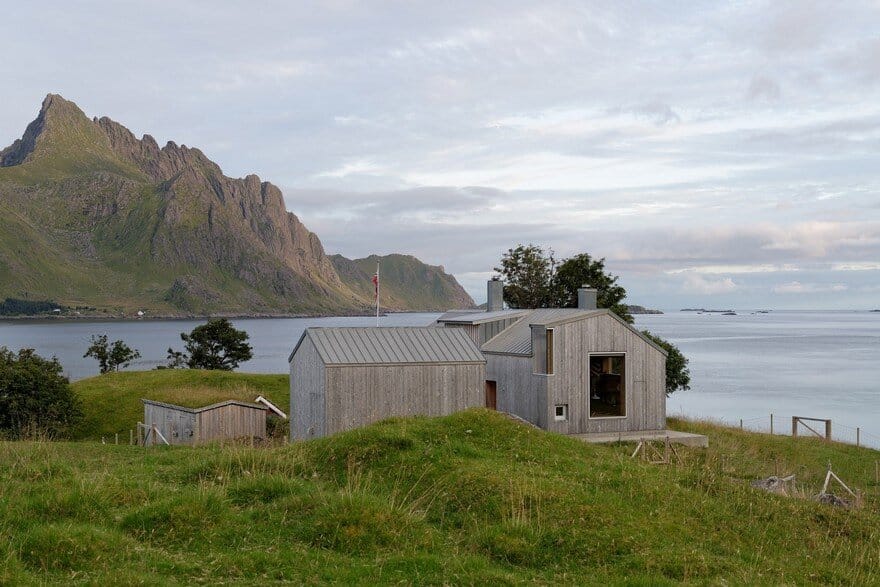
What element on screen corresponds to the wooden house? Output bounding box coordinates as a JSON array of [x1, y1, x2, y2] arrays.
[[141, 399, 269, 446], [288, 327, 486, 439], [287, 280, 674, 442]]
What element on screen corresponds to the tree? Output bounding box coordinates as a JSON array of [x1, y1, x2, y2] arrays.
[[495, 243, 690, 394], [84, 335, 141, 374], [168, 318, 253, 371], [553, 253, 633, 323], [0, 347, 82, 439], [640, 331, 691, 396], [494, 244, 557, 309], [494, 244, 632, 321]]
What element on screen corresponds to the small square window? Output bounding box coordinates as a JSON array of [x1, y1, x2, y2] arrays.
[[554, 404, 568, 422]]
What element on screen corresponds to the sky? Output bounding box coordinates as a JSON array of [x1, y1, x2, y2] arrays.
[[2, 1, 880, 309]]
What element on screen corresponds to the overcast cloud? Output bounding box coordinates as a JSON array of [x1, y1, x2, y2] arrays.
[[2, 1, 879, 308]]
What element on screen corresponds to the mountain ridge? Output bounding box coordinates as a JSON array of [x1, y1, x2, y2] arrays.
[[0, 94, 474, 315]]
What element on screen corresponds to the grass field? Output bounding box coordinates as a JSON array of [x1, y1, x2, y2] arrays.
[[70, 370, 289, 440], [3, 405, 880, 584]]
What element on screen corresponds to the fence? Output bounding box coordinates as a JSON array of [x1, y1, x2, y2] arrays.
[[701, 413, 880, 449]]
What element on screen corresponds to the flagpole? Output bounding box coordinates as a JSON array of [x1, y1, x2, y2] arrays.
[[375, 260, 380, 327]]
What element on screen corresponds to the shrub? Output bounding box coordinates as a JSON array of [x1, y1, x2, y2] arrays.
[[0, 347, 82, 439]]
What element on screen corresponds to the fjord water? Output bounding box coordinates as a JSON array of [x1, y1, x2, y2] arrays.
[[2, 310, 879, 445], [0, 313, 441, 381], [636, 311, 880, 446]]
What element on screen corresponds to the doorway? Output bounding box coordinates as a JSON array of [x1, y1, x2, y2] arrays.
[[485, 380, 497, 410]]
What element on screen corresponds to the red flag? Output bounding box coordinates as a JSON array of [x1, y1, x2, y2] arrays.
[[371, 273, 379, 297]]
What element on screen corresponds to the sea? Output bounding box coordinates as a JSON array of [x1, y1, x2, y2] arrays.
[[2, 310, 879, 446]]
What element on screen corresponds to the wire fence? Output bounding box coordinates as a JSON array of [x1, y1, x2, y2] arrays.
[[695, 413, 880, 449]]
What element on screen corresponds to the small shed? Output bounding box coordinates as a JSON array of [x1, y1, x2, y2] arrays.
[[141, 399, 269, 446], [289, 327, 486, 440]]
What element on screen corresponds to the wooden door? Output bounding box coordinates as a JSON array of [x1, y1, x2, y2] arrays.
[[485, 381, 497, 410]]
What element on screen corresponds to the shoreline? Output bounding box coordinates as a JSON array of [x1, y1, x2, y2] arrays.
[[0, 310, 443, 323]]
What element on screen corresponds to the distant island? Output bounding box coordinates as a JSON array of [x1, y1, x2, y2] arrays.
[[680, 308, 734, 313], [0, 95, 473, 317], [626, 304, 663, 315]]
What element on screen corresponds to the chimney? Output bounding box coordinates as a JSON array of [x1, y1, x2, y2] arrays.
[[577, 285, 597, 310], [487, 279, 503, 312]]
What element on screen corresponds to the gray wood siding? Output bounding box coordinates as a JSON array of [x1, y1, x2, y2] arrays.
[[550, 313, 666, 434], [323, 363, 485, 436], [143, 403, 195, 446], [143, 403, 266, 445], [290, 337, 326, 440], [196, 405, 266, 443], [485, 354, 548, 428]]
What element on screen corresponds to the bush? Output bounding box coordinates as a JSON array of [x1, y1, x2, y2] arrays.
[[0, 348, 82, 439]]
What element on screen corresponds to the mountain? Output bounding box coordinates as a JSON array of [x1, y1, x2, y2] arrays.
[[0, 94, 472, 315], [331, 254, 475, 311]]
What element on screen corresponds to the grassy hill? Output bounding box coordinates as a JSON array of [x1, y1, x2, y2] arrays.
[[70, 370, 289, 440], [330, 253, 475, 311], [3, 404, 880, 583]]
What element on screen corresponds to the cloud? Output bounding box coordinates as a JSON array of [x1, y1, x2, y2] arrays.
[[2, 0, 880, 308], [683, 275, 739, 295], [772, 281, 848, 294], [746, 76, 781, 101]]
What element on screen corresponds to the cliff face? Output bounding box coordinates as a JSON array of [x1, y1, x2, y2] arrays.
[[0, 95, 361, 314]]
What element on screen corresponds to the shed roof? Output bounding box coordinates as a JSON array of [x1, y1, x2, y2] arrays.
[[480, 308, 668, 357], [436, 309, 530, 325], [141, 399, 268, 413], [290, 327, 486, 365]]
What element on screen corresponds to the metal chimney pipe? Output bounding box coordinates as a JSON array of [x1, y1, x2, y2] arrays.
[[578, 286, 597, 310], [487, 279, 503, 312]]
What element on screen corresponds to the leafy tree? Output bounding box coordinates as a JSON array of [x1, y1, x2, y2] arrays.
[[640, 331, 691, 396], [0, 347, 82, 439], [494, 244, 557, 309], [84, 335, 141, 374], [494, 244, 632, 321], [553, 253, 633, 323], [168, 318, 253, 371], [495, 243, 690, 394]]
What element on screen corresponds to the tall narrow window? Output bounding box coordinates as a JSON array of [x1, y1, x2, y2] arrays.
[[546, 329, 554, 375], [589, 354, 625, 418]]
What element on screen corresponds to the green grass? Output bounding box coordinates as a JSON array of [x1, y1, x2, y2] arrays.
[[71, 370, 289, 440], [3, 407, 880, 584]]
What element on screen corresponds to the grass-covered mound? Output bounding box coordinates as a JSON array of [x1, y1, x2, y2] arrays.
[[2, 410, 880, 584], [71, 370, 288, 440]]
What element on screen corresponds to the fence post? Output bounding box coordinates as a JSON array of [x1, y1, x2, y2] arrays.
[[770, 414, 774, 436], [792, 417, 798, 438], [825, 420, 832, 442], [739, 419, 743, 431], [857, 428, 860, 448], [115, 433, 119, 445], [130, 429, 134, 445]]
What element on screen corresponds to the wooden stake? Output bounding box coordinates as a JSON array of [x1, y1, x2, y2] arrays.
[[856, 428, 860, 448], [740, 418, 743, 431], [115, 433, 119, 445], [130, 429, 134, 445], [770, 414, 774, 435]]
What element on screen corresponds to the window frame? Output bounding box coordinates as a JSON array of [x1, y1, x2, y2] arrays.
[[587, 352, 627, 420], [554, 403, 568, 422]]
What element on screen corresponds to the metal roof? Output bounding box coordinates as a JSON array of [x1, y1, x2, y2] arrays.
[[480, 308, 668, 357], [481, 309, 601, 355], [293, 327, 486, 365], [436, 309, 530, 325]]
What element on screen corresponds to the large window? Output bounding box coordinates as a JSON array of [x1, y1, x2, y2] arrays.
[[589, 354, 625, 418]]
